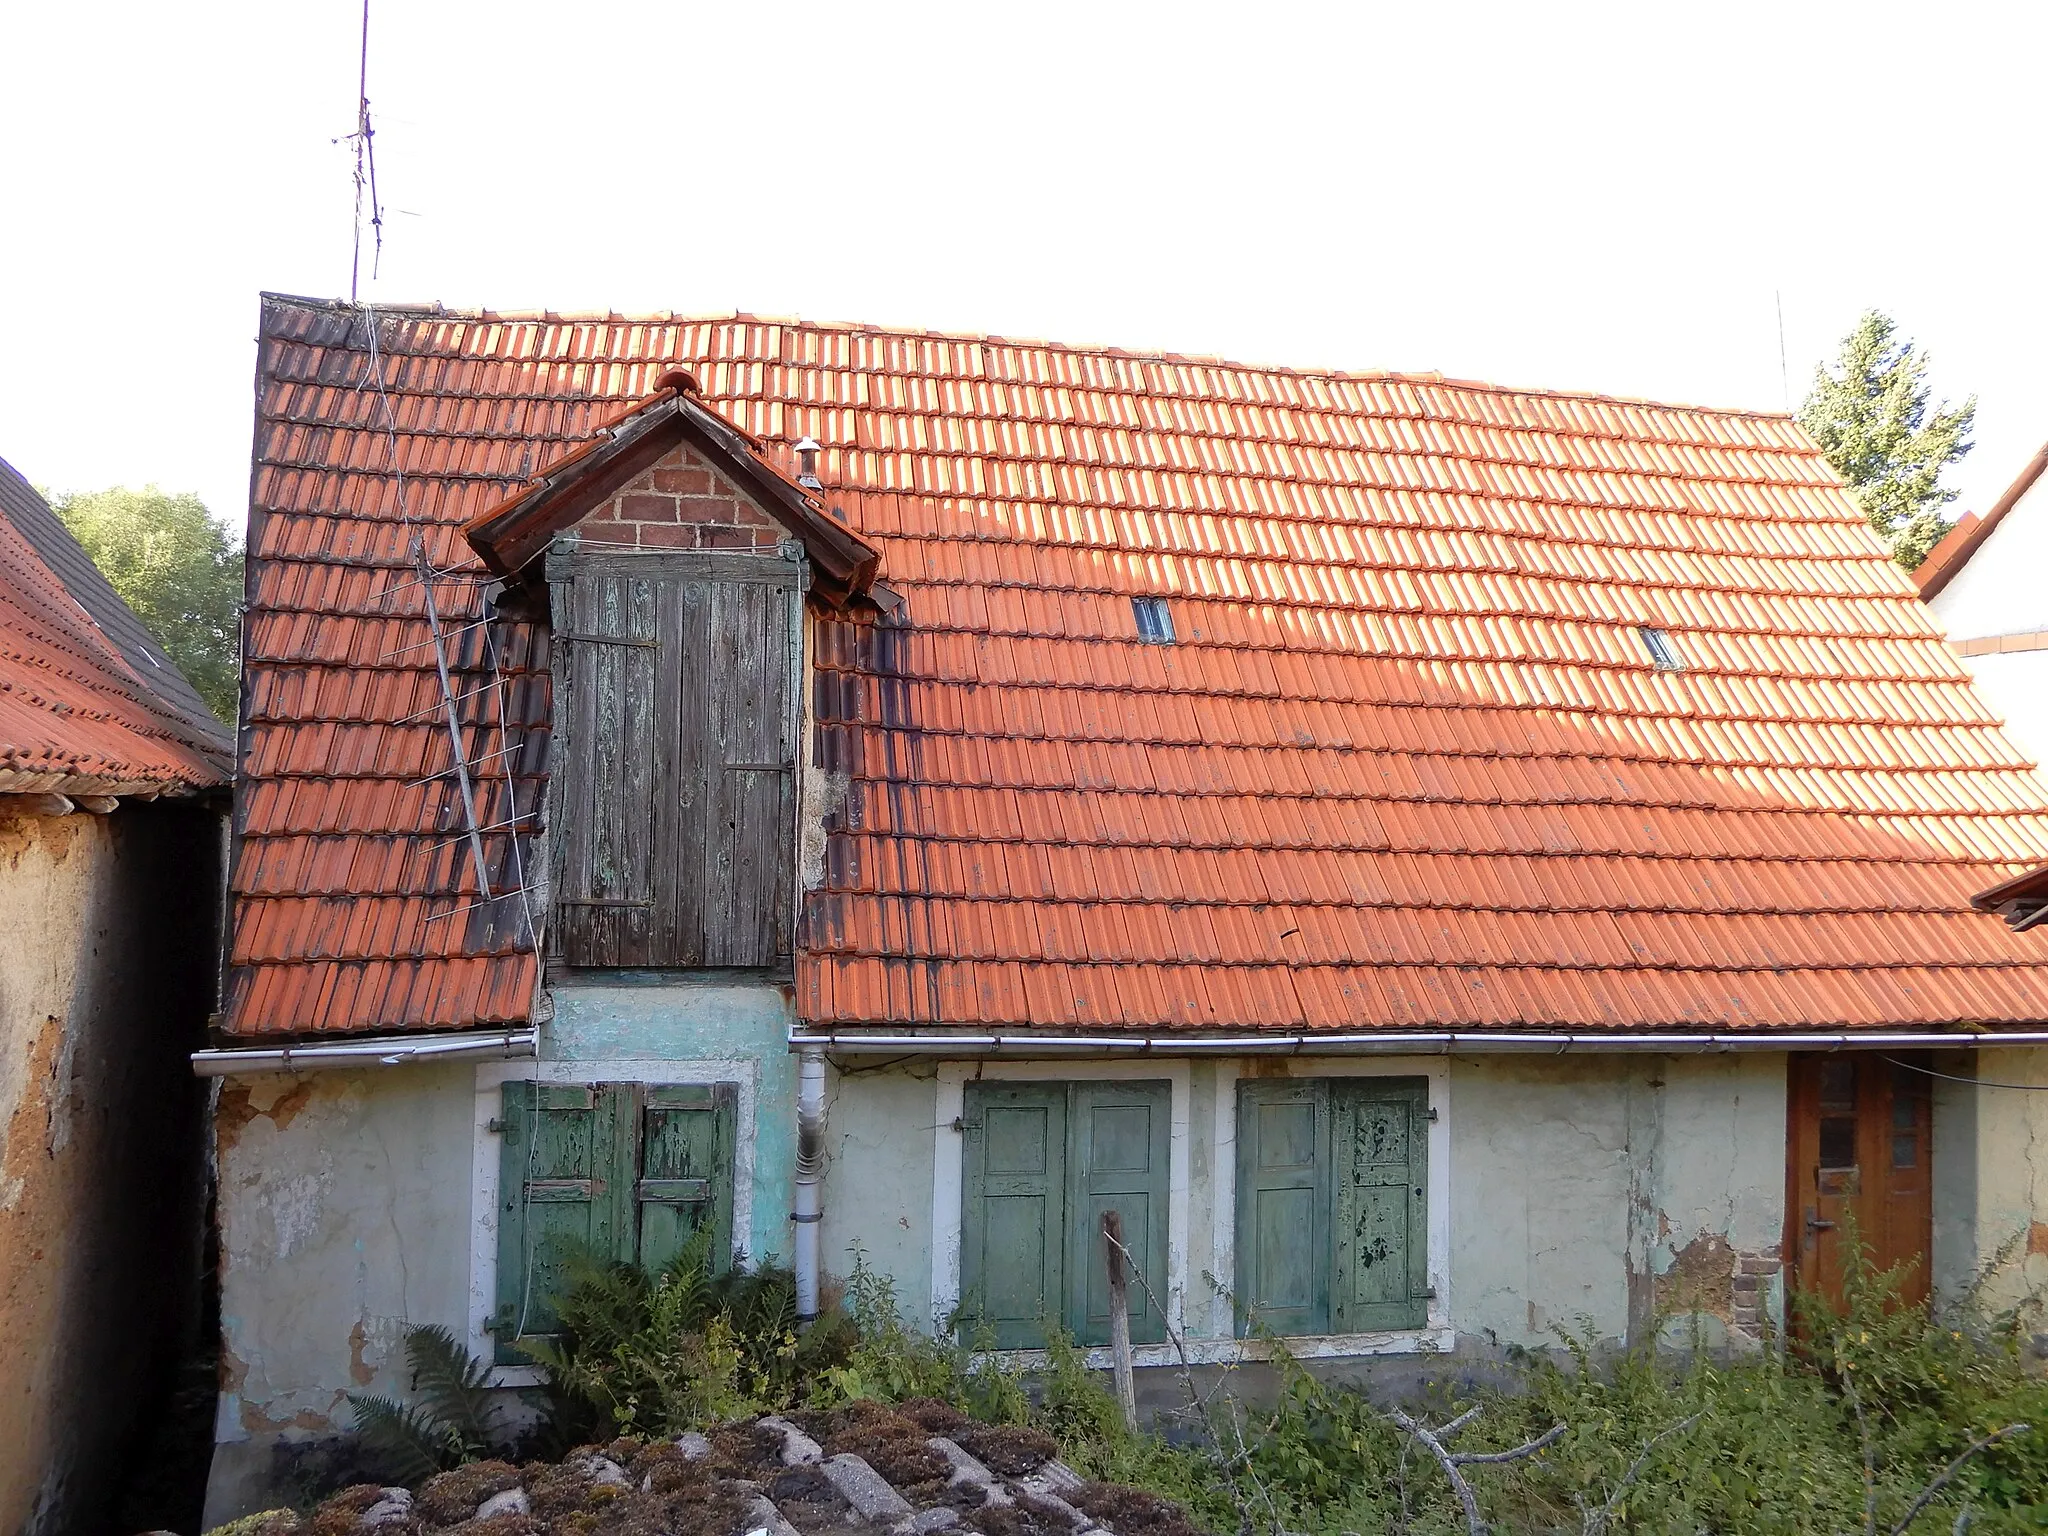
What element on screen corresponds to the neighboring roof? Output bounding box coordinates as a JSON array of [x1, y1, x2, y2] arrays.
[[1914, 440, 2048, 602], [232, 295, 2048, 1039], [0, 456, 231, 798], [1971, 864, 2048, 933], [465, 377, 881, 600]]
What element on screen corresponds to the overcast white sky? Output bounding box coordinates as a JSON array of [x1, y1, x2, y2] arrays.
[[3, 0, 2042, 532]]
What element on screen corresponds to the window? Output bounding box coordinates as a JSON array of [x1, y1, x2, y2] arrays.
[[1637, 625, 1683, 671], [549, 549, 801, 968], [958, 1080, 1170, 1348], [1132, 596, 1176, 644], [1235, 1078, 1429, 1335], [489, 1080, 735, 1363]]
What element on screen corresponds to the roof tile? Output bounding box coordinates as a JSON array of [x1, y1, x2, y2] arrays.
[[231, 298, 2048, 1035], [0, 459, 230, 795]]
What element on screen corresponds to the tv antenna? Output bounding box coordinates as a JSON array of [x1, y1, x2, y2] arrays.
[[342, 0, 384, 302]]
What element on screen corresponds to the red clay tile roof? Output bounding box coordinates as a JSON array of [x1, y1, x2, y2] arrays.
[[0, 456, 231, 797], [231, 295, 2048, 1038]]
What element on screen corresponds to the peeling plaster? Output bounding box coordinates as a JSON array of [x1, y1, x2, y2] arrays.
[[346, 1321, 374, 1386], [799, 762, 850, 893], [1656, 1231, 1738, 1323], [0, 805, 222, 1536], [216, 1078, 316, 1155]]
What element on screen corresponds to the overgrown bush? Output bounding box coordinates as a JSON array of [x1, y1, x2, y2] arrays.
[[806, 1244, 1032, 1424], [1188, 1246, 2048, 1535], [339, 1235, 2048, 1535], [527, 1229, 858, 1437]]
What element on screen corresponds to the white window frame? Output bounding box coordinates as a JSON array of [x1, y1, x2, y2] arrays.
[[1209, 1057, 1453, 1358], [932, 1059, 1193, 1365], [469, 1056, 759, 1388]]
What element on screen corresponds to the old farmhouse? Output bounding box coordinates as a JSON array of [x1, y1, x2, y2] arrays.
[[203, 296, 2048, 1512]]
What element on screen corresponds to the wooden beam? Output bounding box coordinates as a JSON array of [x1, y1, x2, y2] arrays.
[[0, 793, 74, 817]]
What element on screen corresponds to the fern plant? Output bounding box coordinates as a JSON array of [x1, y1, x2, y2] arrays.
[[529, 1228, 856, 1436], [346, 1324, 519, 1483]]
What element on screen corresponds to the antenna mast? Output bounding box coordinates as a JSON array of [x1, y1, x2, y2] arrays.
[[347, 0, 383, 303], [1775, 290, 1790, 413]]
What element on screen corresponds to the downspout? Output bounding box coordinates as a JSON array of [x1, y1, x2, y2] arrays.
[[793, 1044, 827, 1322]]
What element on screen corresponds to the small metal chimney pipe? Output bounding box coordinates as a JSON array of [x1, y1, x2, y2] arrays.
[[795, 436, 822, 489]]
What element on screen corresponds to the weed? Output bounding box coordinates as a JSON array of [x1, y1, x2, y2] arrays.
[[346, 1325, 525, 1482]]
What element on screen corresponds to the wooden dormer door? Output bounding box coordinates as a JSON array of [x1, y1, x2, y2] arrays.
[[1785, 1052, 1933, 1313], [547, 547, 803, 970]]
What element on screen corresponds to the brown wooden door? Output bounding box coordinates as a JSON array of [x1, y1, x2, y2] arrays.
[[1785, 1053, 1933, 1310]]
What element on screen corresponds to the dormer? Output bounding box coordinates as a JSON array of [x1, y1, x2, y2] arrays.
[[467, 377, 879, 971]]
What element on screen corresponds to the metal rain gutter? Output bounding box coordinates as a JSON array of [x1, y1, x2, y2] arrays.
[[789, 1028, 2048, 1056], [191, 1027, 539, 1077]]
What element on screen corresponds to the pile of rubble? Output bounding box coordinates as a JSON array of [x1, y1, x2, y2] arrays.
[[258, 1400, 1203, 1536]]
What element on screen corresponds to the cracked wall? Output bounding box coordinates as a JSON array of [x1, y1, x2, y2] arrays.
[[821, 1051, 1789, 1355], [0, 804, 221, 1536], [1451, 1053, 1784, 1351], [210, 1063, 475, 1485], [1931, 1047, 2048, 1323]]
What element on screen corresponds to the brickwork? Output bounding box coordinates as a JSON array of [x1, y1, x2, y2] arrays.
[[1730, 1244, 1781, 1342], [573, 442, 786, 551]]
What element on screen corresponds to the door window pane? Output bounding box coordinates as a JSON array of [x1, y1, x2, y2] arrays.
[[1892, 1066, 1923, 1127], [1819, 1060, 1856, 1113]]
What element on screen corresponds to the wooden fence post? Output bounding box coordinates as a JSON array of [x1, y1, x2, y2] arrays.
[[1102, 1208, 1138, 1432]]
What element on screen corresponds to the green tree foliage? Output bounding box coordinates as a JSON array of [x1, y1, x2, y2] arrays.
[[1798, 310, 1977, 571], [49, 486, 242, 722]]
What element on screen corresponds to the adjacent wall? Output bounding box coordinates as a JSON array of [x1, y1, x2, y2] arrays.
[[0, 803, 223, 1536], [1928, 469, 2048, 774], [1932, 1046, 2048, 1320]]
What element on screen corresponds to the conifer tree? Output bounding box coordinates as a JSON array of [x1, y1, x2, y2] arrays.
[[1797, 310, 1975, 571]]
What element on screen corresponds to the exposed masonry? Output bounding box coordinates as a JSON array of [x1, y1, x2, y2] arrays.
[[1730, 1245, 1782, 1342], [1649, 1230, 1782, 1345], [576, 442, 787, 551]]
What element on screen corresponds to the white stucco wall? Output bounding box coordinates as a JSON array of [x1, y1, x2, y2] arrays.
[[1929, 471, 2048, 772], [206, 975, 799, 1523], [210, 1037, 2048, 1520], [1932, 1047, 2048, 1320], [824, 1051, 1789, 1361], [1931, 474, 2048, 640], [1944, 651, 2048, 777]]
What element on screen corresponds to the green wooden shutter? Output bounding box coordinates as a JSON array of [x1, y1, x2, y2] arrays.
[[1068, 1082, 1172, 1347], [960, 1083, 1067, 1349], [1331, 1078, 1430, 1332], [637, 1083, 737, 1274], [1234, 1079, 1331, 1337], [492, 1082, 636, 1363]]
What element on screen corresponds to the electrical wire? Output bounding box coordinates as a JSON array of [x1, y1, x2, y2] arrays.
[[1884, 1055, 2048, 1093]]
